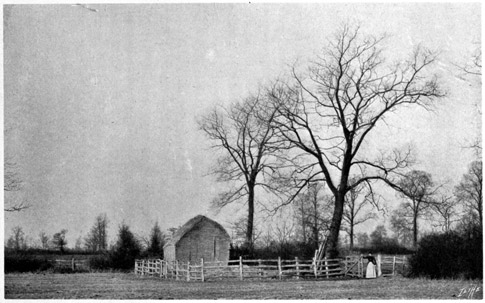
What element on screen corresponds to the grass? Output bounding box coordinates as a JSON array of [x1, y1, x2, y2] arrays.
[[4, 272, 483, 299]]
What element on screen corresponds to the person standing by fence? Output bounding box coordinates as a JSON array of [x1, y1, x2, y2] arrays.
[[362, 254, 377, 279]]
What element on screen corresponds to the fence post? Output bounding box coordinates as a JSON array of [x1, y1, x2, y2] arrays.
[[278, 257, 282, 280], [295, 257, 300, 279], [324, 259, 328, 278], [201, 258, 205, 282], [175, 260, 179, 280], [187, 261, 190, 281], [313, 257, 317, 278], [359, 257, 363, 278], [402, 256, 406, 275], [377, 254, 382, 277], [239, 256, 243, 281], [71, 258, 75, 271], [392, 256, 396, 276], [135, 259, 138, 275]]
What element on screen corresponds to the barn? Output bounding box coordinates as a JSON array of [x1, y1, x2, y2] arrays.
[[163, 215, 231, 263]]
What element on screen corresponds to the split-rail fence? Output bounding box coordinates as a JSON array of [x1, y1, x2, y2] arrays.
[[53, 258, 90, 271], [135, 254, 407, 282]]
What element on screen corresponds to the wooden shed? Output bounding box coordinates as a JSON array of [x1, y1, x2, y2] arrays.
[[163, 215, 230, 263]]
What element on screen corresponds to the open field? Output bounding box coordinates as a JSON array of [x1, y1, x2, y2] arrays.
[[4, 272, 483, 299]]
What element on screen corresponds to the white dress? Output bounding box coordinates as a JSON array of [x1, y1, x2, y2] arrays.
[[366, 261, 376, 278]]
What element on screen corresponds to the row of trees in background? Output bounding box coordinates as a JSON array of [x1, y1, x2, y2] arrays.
[[225, 158, 481, 257], [5, 214, 165, 259], [388, 161, 482, 249], [5, 216, 167, 272]]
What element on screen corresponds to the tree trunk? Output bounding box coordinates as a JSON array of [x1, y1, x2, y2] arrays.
[[312, 225, 319, 251], [246, 184, 255, 250], [349, 220, 354, 251], [326, 192, 345, 258], [479, 202, 483, 231], [300, 202, 307, 244], [413, 215, 418, 249]]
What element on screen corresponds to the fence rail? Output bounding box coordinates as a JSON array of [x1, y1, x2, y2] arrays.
[[53, 258, 90, 271], [342, 255, 408, 278], [135, 255, 408, 281]]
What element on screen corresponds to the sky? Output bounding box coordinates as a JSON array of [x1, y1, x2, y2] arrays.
[[3, 3, 481, 248]]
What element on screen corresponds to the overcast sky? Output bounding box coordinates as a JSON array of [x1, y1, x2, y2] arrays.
[[3, 3, 481, 247]]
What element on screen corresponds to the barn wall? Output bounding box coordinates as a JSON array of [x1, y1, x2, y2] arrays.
[[175, 221, 230, 263]]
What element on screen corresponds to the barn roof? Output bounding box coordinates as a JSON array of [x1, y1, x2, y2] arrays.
[[165, 215, 229, 246]]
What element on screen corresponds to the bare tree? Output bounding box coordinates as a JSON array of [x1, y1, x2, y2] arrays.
[[74, 236, 83, 251], [431, 195, 459, 232], [396, 170, 437, 248], [455, 44, 482, 77], [4, 159, 29, 212], [456, 45, 482, 154], [389, 206, 413, 247], [342, 180, 377, 251], [39, 232, 50, 250], [6, 226, 25, 251], [230, 215, 263, 248], [273, 217, 296, 246], [293, 183, 332, 250], [199, 93, 283, 249], [52, 229, 68, 253], [268, 25, 444, 257], [84, 213, 108, 252], [356, 232, 369, 248], [455, 160, 482, 230]]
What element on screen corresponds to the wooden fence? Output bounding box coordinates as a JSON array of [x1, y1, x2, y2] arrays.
[[342, 255, 408, 278], [53, 258, 90, 271], [378, 255, 408, 277], [135, 254, 408, 281], [136, 257, 353, 281]]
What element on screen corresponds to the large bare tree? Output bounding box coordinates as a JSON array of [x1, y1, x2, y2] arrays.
[[268, 25, 444, 258], [199, 94, 283, 248]]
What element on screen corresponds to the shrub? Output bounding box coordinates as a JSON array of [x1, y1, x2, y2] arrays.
[[109, 223, 141, 270], [409, 226, 482, 279], [88, 254, 112, 271], [5, 254, 53, 273]]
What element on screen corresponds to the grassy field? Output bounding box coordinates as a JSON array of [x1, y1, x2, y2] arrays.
[[4, 272, 483, 299]]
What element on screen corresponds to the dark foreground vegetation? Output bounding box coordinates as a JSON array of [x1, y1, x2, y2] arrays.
[[409, 223, 482, 279]]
